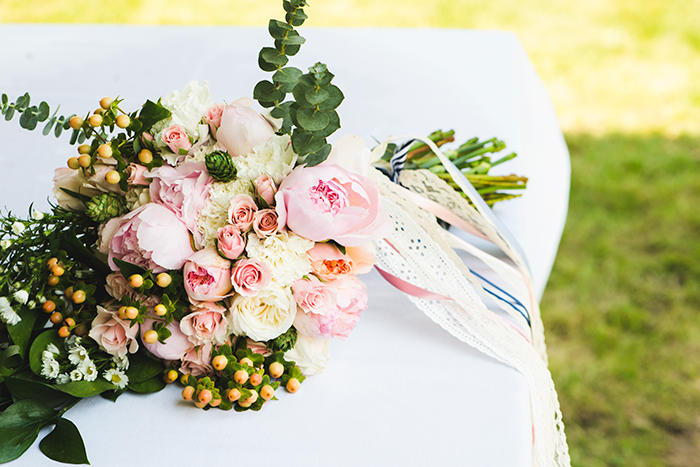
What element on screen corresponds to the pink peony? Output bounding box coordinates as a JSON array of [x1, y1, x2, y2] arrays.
[[293, 275, 367, 340], [141, 318, 193, 361], [88, 306, 139, 358], [161, 124, 192, 153], [228, 194, 257, 231], [183, 247, 233, 302], [275, 164, 391, 247], [215, 97, 275, 156], [217, 224, 245, 259], [126, 163, 149, 186], [180, 342, 213, 376], [180, 301, 228, 345], [254, 174, 277, 206], [101, 203, 194, 273], [205, 103, 225, 138], [231, 259, 271, 297], [308, 242, 354, 280], [253, 209, 279, 237], [292, 275, 338, 316], [147, 162, 211, 247]]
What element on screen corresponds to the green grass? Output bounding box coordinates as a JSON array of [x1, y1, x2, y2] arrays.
[[3, 1, 700, 465]]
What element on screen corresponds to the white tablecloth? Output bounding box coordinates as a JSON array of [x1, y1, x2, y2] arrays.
[[0, 26, 569, 466]]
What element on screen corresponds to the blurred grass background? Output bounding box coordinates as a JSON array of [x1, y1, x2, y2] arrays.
[[2, 1, 699, 465]]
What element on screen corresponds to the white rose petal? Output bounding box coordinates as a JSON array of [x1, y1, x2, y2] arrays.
[[284, 334, 331, 376], [228, 286, 297, 342]]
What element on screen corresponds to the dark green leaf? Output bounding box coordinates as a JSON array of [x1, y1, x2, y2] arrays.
[[275, 40, 301, 56], [60, 230, 111, 277], [7, 308, 38, 358], [137, 100, 171, 133], [292, 83, 313, 108], [125, 351, 164, 384], [1, 94, 7, 106], [268, 19, 292, 40], [4, 106, 15, 121], [253, 81, 282, 104], [283, 0, 295, 13], [4, 376, 75, 410], [100, 389, 126, 402], [128, 374, 166, 394], [0, 346, 21, 377], [69, 128, 80, 145], [282, 30, 306, 46], [15, 93, 29, 111], [318, 85, 345, 111], [261, 48, 289, 67], [292, 129, 326, 154], [304, 143, 333, 167], [37, 101, 50, 121], [287, 9, 308, 26], [112, 258, 148, 280], [19, 109, 31, 129], [77, 131, 86, 144], [297, 108, 329, 131], [309, 110, 340, 139], [55, 378, 116, 398], [29, 330, 63, 376], [305, 87, 329, 105], [258, 50, 278, 72], [39, 417, 89, 465], [273, 67, 303, 84], [54, 117, 64, 137], [42, 116, 57, 136], [0, 400, 56, 464]]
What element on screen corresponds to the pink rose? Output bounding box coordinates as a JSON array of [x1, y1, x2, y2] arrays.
[[275, 164, 391, 247], [180, 342, 213, 376], [293, 275, 367, 340], [292, 275, 338, 316], [180, 302, 228, 345], [245, 338, 272, 357], [217, 225, 245, 259], [216, 97, 275, 156], [141, 318, 193, 361], [253, 209, 279, 237], [308, 242, 354, 280], [205, 103, 225, 138], [183, 247, 233, 302], [228, 194, 257, 231], [101, 203, 194, 273], [254, 174, 277, 207], [147, 162, 211, 248], [52, 168, 101, 211], [231, 259, 271, 297], [88, 306, 139, 358], [346, 243, 376, 274], [126, 163, 149, 186], [161, 124, 192, 153]]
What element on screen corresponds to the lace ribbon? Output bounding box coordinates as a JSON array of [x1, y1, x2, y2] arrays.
[[369, 135, 571, 467]]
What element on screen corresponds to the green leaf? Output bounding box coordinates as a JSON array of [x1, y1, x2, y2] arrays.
[[268, 19, 292, 40], [137, 100, 171, 133], [283, 0, 295, 13], [297, 108, 329, 131], [125, 351, 164, 384], [273, 67, 303, 84], [253, 81, 282, 104], [4, 106, 15, 121], [100, 389, 126, 402], [292, 129, 326, 154], [15, 93, 29, 111], [55, 379, 116, 398], [112, 258, 148, 280], [305, 87, 329, 105], [128, 374, 166, 394], [309, 110, 340, 138], [317, 84, 345, 111], [304, 143, 333, 167], [7, 308, 38, 359], [39, 417, 89, 465], [0, 345, 21, 377], [19, 109, 31, 129], [42, 116, 57, 136], [37, 101, 50, 121], [275, 40, 301, 56], [260, 47, 289, 67], [54, 117, 64, 137], [3, 375, 75, 410], [282, 31, 306, 46], [287, 9, 308, 27], [29, 330, 63, 376], [0, 400, 56, 464], [258, 51, 278, 72]]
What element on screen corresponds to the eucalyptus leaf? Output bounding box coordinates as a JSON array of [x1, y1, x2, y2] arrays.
[[261, 48, 289, 67], [39, 417, 89, 465], [317, 85, 344, 111], [268, 19, 292, 40], [0, 400, 56, 464], [253, 81, 282, 104], [291, 83, 313, 108], [309, 110, 340, 138], [19, 109, 31, 129], [297, 108, 329, 131], [282, 32, 306, 46], [54, 119, 64, 137], [292, 130, 326, 154], [305, 87, 329, 105], [1, 93, 7, 105], [303, 143, 333, 167], [37, 101, 50, 121], [275, 40, 301, 56], [258, 51, 278, 72], [273, 67, 303, 84], [42, 116, 56, 136]]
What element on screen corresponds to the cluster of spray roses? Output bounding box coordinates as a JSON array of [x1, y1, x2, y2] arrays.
[[50, 82, 390, 385]]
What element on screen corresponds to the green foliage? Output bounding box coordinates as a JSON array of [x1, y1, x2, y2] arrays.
[[267, 326, 298, 352], [39, 418, 89, 465], [0, 400, 56, 463], [205, 150, 237, 182], [0, 93, 76, 141]]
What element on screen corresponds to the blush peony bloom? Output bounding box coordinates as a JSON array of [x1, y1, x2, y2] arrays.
[[308, 242, 354, 280], [101, 203, 194, 273], [183, 247, 233, 302], [346, 243, 376, 274], [216, 97, 275, 157], [88, 306, 139, 358], [293, 275, 367, 340], [275, 163, 391, 247], [253, 209, 279, 237], [231, 259, 271, 297], [292, 275, 338, 316], [147, 162, 212, 247], [161, 124, 192, 153], [228, 194, 257, 231], [180, 302, 228, 345], [254, 174, 277, 206], [180, 343, 213, 376], [141, 318, 192, 361], [217, 224, 246, 259], [228, 286, 296, 342]]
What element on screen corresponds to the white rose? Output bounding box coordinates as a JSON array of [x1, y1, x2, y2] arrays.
[[228, 286, 297, 342], [284, 334, 331, 376], [233, 134, 298, 185], [161, 81, 213, 137]]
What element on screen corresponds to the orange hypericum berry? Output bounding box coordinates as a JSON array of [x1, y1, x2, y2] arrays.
[[249, 373, 262, 387], [260, 384, 275, 401], [239, 357, 254, 367], [99, 97, 113, 109], [209, 397, 222, 408], [97, 144, 113, 159], [243, 390, 258, 405], [125, 306, 139, 320], [74, 324, 88, 337], [78, 144, 91, 154], [163, 370, 179, 384], [155, 272, 171, 287], [212, 355, 228, 371], [64, 286, 74, 300], [50, 312, 63, 324], [182, 386, 195, 401], [51, 265, 65, 276], [117, 306, 128, 320], [42, 300, 56, 313], [68, 116, 84, 130], [234, 370, 248, 385], [286, 378, 300, 393], [105, 170, 120, 185], [154, 304, 167, 316], [78, 154, 92, 168], [47, 275, 59, 286], [88, 114, 103, 127], [143, 330, 158, 344], [58, 326, 71, 338], [46, 257, 58, 269], [128, 274, 144, 288], [269, 361, 284, 378], [138, 149, 153, 164], [116, 114, 130, 129], [227, 388, 241, 402], [71, 290, 86, 304], [198, 389, 212, 405], [63, 317, 76, 327], [67, 157, 80, 169]]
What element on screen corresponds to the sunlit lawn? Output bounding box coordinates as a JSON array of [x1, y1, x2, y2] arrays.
[[2, 1, 700, 465]]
